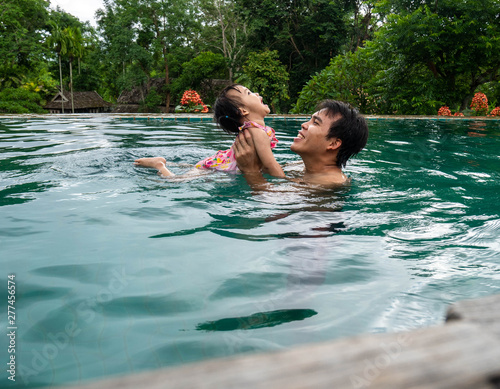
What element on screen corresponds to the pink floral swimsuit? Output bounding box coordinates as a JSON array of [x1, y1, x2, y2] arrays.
[[195, 121, 278, 172]]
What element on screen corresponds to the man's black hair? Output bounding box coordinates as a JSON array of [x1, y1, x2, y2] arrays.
[[213, 84, 245, 134], [317, 100, 369, 168]]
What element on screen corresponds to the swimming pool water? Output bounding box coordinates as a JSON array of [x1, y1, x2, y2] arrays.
[[0, 116, 499, 387]]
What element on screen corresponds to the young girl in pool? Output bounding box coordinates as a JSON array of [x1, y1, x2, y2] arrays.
[[134, 84, 285, 178]]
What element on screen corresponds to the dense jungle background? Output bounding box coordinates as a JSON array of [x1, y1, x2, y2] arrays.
[[1, 0, 499, 115]]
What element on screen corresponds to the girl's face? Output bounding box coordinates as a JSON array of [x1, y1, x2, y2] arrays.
[[230, 85, 270, 120]]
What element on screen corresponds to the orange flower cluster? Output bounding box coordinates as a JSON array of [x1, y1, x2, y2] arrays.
[[453, 112, 464, 117], [179, 90, 209, 113], [488, 106, 500, 117], [180, 90, 203, 105], [438, 106, 451, 116], [470, 92, 488, 115]]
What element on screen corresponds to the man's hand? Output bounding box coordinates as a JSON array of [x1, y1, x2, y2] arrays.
[[233, 129, 270, 190], [233, 129, 261, 173]]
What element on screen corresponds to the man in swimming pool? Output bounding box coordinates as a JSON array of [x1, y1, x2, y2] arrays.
[[233, 100, 369, 187]]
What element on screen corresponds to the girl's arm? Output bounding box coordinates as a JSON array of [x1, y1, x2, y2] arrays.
[[246, 127, 285, 178]]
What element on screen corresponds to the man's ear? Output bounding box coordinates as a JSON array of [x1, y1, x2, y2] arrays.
[[327, 137, 342, 151]]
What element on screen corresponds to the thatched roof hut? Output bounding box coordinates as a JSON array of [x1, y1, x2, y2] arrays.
[[45, 91, 112, 114]]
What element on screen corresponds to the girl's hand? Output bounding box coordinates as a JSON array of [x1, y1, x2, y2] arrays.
[[134, 157, 167, 169]]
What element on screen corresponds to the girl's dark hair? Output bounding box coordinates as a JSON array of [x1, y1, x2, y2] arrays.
[[213, 84, 245, 134], [317, 100, 369, 168]]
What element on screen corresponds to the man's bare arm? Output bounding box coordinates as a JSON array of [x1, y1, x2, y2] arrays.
[[233, 130, 271, 190], [246, 127, 285, 178]]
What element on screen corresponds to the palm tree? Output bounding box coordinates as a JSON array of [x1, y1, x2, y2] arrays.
[[47, 22, 68, 113], [63, 27, 84, 113]]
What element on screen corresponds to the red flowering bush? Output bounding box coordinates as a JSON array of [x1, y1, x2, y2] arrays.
[[437, 106, 451, 116], [180, 90, 203, 106], [488, 107, 500, 117], [175, 90, 210, 113], [470, 92, 488, 116], [453, 112, 464, 117]]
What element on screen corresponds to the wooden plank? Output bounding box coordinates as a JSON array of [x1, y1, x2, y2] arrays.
[[446, 293, 500, 339], [62, 322, 500, 389]]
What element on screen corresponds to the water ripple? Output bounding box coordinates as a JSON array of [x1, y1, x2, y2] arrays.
[[1, 117, 499, 388]]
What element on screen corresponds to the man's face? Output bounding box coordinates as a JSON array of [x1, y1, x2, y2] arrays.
[[291, 109, 338, 155]]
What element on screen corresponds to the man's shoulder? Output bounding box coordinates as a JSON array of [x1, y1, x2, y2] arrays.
[[304, 172, 350, 187]]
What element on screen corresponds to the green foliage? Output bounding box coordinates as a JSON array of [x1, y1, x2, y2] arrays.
[[198, 0, 249, 81], [367, 60, 446, 115], [0, 63, 58, 108], [62, 26, 84, 61], [367, 0, 500, 111], [294, 0, 500, 115], [292, 49, 377, 114], [46, 10, 101, 99], [139, 88, 164, 113], [179, 52, 228, 86], [0, 88, 46, 114], [235, 0, 359, 104], [2, 0, 498, 116], [374, 0, 436, 15], [480, 82, 500, 109], [47, 21, 67, 58], [174, 103, 210, 113], [21, 66, 59, 99], [237, 50, 289, 113], [116, 66, 149, 93], [0, 0, 51, 89], [96, 0, 201, 103], [72, 62, 102, 92], [172, 52, 228, 103]]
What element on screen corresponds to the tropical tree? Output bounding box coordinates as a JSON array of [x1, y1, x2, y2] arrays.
[[173, 51, 228, 103], [47, 21, 68, 112], [199, 0, 249, 81], [0, 88, 46, 114], [347, 1, 376, 52], [368, 0, 500, 112], [96, 0, 149, 99], [234, 0, 357, 104], [0, 0, 51, 89], [72, 30, 105, 94], [96, 0, 201, 110], [292, 48, 378, 114], [63, 26, 84, 113], [237, 50, 289, 113]]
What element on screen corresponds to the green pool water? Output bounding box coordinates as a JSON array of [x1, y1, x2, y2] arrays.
[[0, 116, 499, 387]]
